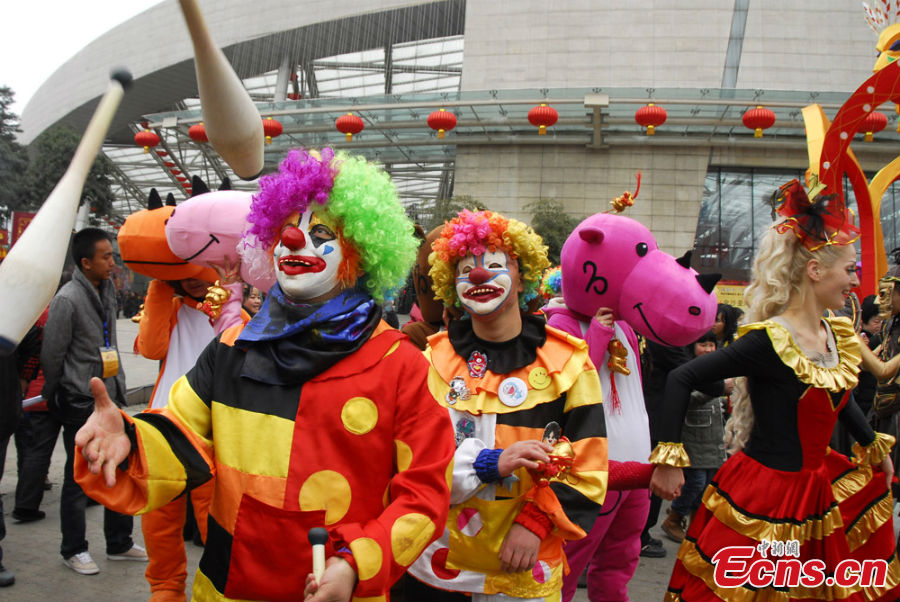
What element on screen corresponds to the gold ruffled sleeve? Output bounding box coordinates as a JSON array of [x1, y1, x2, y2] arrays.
[[852, 432, 896, 466], [648, 442, 691, 467]]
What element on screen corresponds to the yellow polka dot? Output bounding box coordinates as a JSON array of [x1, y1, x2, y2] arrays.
[[382, 340, 401, 358], [349, 537, 382, 581], [299, 470, 352, 524], [391, 513, 436, 566], [445, 459, 455, 489], [341, 397, 378, 435], [394, 439, 413, 472]]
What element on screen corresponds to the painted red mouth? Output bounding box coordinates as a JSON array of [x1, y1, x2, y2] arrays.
[[278, 255, 326, 275], [463, 285, 504, 302]]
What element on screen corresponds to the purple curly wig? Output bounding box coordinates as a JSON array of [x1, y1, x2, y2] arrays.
[[245, 148, 337, 250]]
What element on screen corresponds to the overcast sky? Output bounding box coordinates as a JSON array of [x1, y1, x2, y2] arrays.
[[1, 0, 162, 117]]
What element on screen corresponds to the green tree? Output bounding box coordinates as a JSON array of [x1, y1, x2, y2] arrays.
[[0, 86, 27, 211], [526, 198, 581, 264], [22, 125, 116, 217]]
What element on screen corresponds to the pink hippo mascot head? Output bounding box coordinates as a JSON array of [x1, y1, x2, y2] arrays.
[[560, 214, 719, 346], [165, 180, 276, 292]]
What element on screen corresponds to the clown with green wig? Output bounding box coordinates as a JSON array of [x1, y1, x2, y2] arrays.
[[407, 210, 609, 602], [72, 148, 455, 602]]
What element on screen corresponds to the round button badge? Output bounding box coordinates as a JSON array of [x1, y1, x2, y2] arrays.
[[498, 377, 528, 407]]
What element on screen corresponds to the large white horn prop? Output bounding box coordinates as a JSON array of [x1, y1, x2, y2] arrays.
[[0, 70, 132, 355], [178, 0, 265, 179]]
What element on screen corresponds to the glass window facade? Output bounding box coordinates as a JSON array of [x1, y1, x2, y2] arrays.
[[694, 167, 889, 280]]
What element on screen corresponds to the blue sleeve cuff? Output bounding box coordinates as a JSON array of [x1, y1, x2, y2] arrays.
[[474, 448, 504, 483]]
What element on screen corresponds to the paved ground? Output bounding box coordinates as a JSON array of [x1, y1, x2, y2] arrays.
[[0, 318, 678, 601]]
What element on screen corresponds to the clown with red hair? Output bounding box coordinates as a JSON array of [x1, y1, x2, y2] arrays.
[[408, 209, 609, 602]]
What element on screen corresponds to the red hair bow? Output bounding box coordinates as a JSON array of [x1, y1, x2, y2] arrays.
[[770, 179, 859, 251]]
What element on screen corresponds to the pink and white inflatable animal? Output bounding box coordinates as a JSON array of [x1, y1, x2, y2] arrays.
[[544, 211, 719, 602], [165, 189, 275, 292], [558, 214, 718, 345]]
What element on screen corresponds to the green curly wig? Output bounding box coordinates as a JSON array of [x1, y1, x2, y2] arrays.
[[242, 148, 417, 303]]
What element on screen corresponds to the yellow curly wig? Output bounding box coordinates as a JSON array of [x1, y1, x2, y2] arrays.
[[429, 210, 549, 308]]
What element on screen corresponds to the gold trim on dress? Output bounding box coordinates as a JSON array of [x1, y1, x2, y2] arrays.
[[648, 442, 691, 467], [846, 491, 892, 552], [852, 432, 896, 466], [701, 486, 842, 544], [737, 317, 860, 393], [831, 464, 872, 504]]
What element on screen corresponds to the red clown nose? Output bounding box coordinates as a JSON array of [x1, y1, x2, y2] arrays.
[[281, 226, 306, 250], [467, 267, 491, 285]]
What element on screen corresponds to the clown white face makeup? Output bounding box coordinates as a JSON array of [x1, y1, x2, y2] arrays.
[[273, 210, 344, 301], [455, 250, 520, 316]]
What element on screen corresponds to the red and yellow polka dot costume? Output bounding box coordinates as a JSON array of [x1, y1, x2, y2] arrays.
[[76, 321, 455, 602]]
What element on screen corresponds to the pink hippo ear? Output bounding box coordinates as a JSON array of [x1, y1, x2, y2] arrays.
[[579, 228, 604, 245]]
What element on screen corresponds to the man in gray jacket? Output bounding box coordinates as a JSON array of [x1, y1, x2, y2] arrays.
[[39, 228, 146, 575]]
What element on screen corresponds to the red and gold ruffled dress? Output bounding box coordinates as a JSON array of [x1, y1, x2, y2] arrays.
[[653, 317, 900, 602]]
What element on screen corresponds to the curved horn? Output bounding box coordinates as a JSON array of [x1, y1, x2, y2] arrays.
[[696, 272, 721, 295], [675, 250, 692, 269]]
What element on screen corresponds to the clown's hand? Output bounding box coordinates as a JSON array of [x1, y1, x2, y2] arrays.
[[74, 378, 130, 488], [498, 440, 552, 476], [304, 557, 356, 601], [499, 523, 541, 573]]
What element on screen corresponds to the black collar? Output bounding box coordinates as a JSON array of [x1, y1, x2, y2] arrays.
[[448, 313, 547, 374]]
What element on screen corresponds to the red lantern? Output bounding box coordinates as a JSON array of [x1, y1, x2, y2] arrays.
[[170, 169, 182, 176], [163, 161, 176, 168], [189, 123, 208, 143], [336, 113, 364, 141], [634, 103, 667, 136], [155, 150, 168, 157], [528, 104, 558, 135], [742, 106, 776, 138], [134, 129, 160, 153], [286, 92, 300, 101], [262, 117, 283, 144], [862, 111, 888, 142], [176, 176, 188, 182], [427, 109, 458, 139]]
